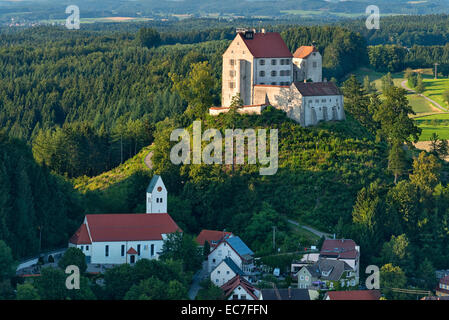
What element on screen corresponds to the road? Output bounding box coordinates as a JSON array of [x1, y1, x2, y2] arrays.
[[400, 80, 447, 112], [287, 219, 332, 240], [188, 261, 208, 300], [144, 150, 153, 170]]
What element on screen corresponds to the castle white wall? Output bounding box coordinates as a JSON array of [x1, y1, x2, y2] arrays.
[[253, 58, 293, 87], [293, 52, 322, 83]]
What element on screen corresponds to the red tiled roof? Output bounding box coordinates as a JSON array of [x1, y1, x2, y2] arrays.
[[320, 239, 358, 259], [238, 32, 292, 58], [127, 247, 138, 255], [69, 223, 92, 245], [292, 82, 342, 97], [293, 46, 318, 59], [196, 230, 233, 246], [326, 290, 381, 300], [81, 213, 181, 242], [221, 275, 259, 300]]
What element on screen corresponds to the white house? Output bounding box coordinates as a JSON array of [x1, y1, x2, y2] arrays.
[[69, 175, 181, 265], [211, 257, 247, 287], [221, 275, 262, 300], [207, 236, 254, 273]]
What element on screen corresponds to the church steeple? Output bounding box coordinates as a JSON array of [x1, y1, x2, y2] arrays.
[[146, 175, 167, 214]]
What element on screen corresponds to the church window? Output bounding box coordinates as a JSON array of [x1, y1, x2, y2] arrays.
[[81, 246, 84, 251], [151, 244, 155, 256], [105, 245, 109, 257], [85, 246, 89, 251], [137, 244, 141, 256], [160, 198, 163, 203], [121, 245, 125, 256]]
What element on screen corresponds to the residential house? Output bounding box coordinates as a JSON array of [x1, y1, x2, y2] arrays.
[[261, 287, 310, 300], [211, 257, 247, 287], [324, 290, 381, 300], [221, 275, 262, 300], [319, 239, 360, 284], [196, 230, 233, 251], [436, 274, 449, 297], [297, 259, 357, 290], [208, 236, 254, 274]]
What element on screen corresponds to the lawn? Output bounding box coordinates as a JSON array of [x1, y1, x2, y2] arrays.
[[422, 78, 449, 108], [414, 113, 449, 140]]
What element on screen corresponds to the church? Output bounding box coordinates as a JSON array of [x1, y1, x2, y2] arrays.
[[209, 28, 345, 127], [68, 175, 181, 265]]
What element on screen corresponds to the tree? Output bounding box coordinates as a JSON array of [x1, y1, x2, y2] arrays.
[[409, 152, 441, 194], [0, 240, 15, 281], [416, 258, 436, 290], [415, 73, 425, 94], [124, 277, 166, 300], [381, 72, 394, 92], [363, 75, 377, 94], [104, 263, 134, 300], [170, 61, 216, 119], [379, 234, 412, 271], [380, 263, 407, 300], [443, 88, 449, 105], [166, 280, 188, 300], [160, 232, 203, 273], [34, 267, 68, 300], [388, 142, 408, 184], [136, 28, 161, 48], [58, 247, 87, 274], [196, 280, 224, 300], [373, 86, 421, 144], [430, 133, 440, 156], [16, 283, 40, 300]]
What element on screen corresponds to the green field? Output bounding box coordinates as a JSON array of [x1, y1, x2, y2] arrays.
[[351, 68, 449, 141]]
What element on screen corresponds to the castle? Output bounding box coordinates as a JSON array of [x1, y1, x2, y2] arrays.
[[209, 29, 345, 127]]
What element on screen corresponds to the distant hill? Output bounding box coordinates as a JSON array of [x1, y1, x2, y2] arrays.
[[3, 0, 449, 23]]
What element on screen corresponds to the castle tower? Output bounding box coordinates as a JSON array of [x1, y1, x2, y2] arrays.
[[146, 175, 167, 214]]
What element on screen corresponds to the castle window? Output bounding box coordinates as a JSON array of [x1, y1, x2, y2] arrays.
[[230, 70, 235, 77], [105, 245, 109, 257], [280, 59, 285, 65], [259, 71, 265, 77], [229, 82, 235, 89], [259, 59, 265, 65], [313, 62, 317, 68], [271, 82, 277, 85], [230, 59, 235, 66], [271, 71, 277, 77], [271, 59, 277, 65], [280, 70, 284, 76], [286, 70, 291, 76]]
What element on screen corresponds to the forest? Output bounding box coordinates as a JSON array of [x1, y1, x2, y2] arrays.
[[2, 14, 449, 299]]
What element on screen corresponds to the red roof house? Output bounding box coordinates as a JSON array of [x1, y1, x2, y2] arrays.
[[325, 290, 381, 300], [196, 230, 233, 247], [221, 275, 261, 300]]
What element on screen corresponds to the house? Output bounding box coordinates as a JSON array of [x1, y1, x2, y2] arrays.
[[297, 259, 357, 290], [207, 236, 254, 273], [211, 257, 247, 287], [221, 275, 262, 300], [436, 274, 449, 296], [320, 239, 360, 284], [291, 253, 320, 274], [261, 287, 310, 300], [324, 290, 381, 300], [211, 28, 345, 127], [69, 175, 181, 265], [196, 230, 233, 250]]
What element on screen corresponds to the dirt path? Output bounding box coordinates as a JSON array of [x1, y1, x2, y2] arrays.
[[287, 219, 332, 240], [401, 80, 447, 112], [144, 151, 153, 170]]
